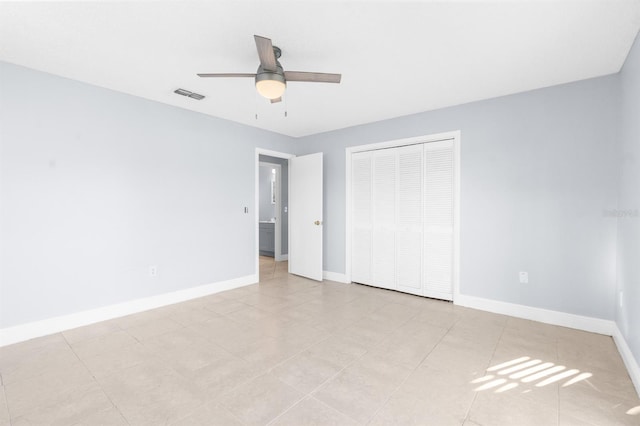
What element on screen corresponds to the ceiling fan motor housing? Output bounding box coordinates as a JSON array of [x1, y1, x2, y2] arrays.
[[255, 61, 286, 99]]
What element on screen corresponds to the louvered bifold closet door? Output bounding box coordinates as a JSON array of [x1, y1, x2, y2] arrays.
[[372, 149, 397, 290], [396, 144, 424, 295], [423, 140, 455, 300], [351, 152, 373, 285]]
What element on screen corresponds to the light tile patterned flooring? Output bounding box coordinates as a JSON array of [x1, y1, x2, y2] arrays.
[[1, 267, 639, 425], [259, 256, 288, 282]]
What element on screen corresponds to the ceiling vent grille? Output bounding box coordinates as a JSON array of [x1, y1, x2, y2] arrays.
[[174, 88, 205, 100]]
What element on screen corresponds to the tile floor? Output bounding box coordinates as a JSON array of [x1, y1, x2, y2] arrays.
[[259, 256, 288, 282], [1, 269, 639, 425]]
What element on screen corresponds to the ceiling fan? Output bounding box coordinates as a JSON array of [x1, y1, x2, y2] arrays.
[[198, 35, 341, 103]]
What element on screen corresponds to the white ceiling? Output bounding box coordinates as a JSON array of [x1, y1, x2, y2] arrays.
[[1, 1, 639, 138]]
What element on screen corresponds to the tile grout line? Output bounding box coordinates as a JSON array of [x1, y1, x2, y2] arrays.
[[263, 392, 310, 426], [264, 343, 366, 426], [311, 394, 364, 424], [262, 305, 405, 425], [362, 309, 463, 424], [210, 296, 357, 425], [1, 336, 65, 423], [462, 320, 509, 424], [164, 282, 350, 407], [62, 332, 133, 426], [2, 375, 12, 426], [267, 299, 437, 425], [95, 324, 262, 426], [131, 326, 259, 425], [185, 302, 336, 404], [555, 328, 561, 426], [4, 332, 132, 424]]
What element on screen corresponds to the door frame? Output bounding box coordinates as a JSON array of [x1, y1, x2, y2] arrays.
[[255, 148, 295, 276], [345, 130, 461, 301]]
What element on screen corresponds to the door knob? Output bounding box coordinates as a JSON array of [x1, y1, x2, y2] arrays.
[[314, 220, 322, 225]]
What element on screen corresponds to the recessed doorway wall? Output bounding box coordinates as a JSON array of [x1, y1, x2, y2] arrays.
[[258, 162, 281, 258]]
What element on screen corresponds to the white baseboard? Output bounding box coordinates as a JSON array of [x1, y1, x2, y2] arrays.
[[0, 274, 257, 347], [276, 254, 289, 262], [454, 294, 616, 336], [323, 271, 350, 284], [612, 325, 640, 398]]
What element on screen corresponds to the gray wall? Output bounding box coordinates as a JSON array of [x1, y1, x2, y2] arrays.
[[0, 61, 294, 328], [298, 75, 620, 321], [617, 32, 640, 372], [259, 164, 276, 221], [260, 155, 289, 255]]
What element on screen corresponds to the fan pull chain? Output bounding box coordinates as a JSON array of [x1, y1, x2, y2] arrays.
[[284, 95, 288, 118], [255, 91, 259, 120]]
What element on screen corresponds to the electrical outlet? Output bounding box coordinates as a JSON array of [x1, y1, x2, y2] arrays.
[[149, 265, 158, 278], [519, 271, 528, 284]]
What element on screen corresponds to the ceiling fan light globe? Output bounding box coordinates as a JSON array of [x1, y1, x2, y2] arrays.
[[256, 79, 286, 99], [255, 73, 286, 99]]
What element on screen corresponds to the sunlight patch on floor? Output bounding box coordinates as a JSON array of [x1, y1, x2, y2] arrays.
[[473, 356, 592, 393], [627, 405, 640, 416]]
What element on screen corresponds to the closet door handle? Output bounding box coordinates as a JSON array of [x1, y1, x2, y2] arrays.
[[314, 220, 322, 225]]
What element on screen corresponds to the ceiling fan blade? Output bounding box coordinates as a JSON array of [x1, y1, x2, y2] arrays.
[[270, 97, 282, 104], [254, 35, 277, 72], [197, 73, 256, 78], [284, 71, 341, 83]]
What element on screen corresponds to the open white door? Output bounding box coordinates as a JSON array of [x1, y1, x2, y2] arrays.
[[289, 153, 323, 281]]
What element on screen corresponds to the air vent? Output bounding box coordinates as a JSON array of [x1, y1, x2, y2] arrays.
[[174, 88, 205, 100]]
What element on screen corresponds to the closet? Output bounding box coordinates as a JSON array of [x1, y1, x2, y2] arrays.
[[350, 138, 456, 300]]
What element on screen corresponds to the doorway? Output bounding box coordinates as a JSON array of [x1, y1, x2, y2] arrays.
[[255, 148, 325, 282], [255, 149, 294, 279]]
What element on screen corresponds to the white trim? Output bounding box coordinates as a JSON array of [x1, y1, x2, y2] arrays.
[[455, 294, 615, 336], [279, 254, 289, 261], [345, 149, 352, 283], [453, 132, 461, 302], [345, 130, 461, 301], [0, 274, 257, 347], [274, 163, 283, 261], [612, 324, 640, 398], [256, 148, 295, 159], [346, 130, 461, 154], [255, 149, 295, 277], [323, 271, 350, 283]]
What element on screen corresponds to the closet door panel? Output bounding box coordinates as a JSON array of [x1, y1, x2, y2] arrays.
[[373, 150, 396, 225], [396, 144, 423, 293], [373, 230, 396, 289], [397, 231, 422, 292], [351, 152, 373, 284], [424, 140, 454, 300], [372, 149, 397, 289], [352, 229, 372, 284], [424, 231, 453, 298]]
